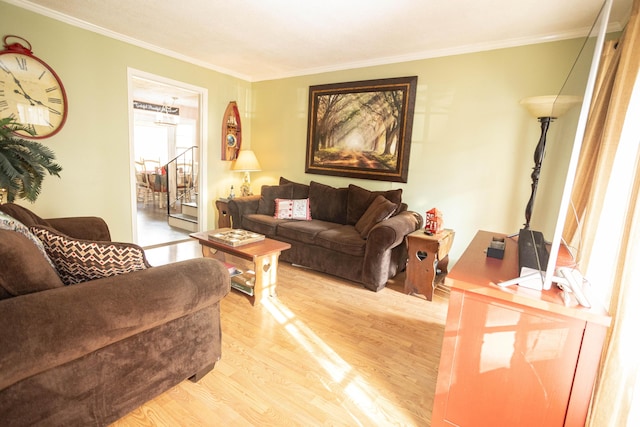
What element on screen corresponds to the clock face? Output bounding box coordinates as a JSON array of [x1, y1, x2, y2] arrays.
[[0, 52, 67, 138]]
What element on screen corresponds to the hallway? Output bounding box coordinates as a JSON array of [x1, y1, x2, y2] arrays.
[[136, 201, 191, 248]]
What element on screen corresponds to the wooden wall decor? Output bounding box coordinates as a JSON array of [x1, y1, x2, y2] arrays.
[[222, 101, 242, 161]]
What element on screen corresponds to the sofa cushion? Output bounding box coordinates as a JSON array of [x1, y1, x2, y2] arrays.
[[242, 214, 289, 237], [315, 225, 367, 257], [274, 198, 312, 220], [277, 219, 341, 245], [0, 203, 51, 228], [347, 184, 403, 225], [0, 211, 56, 268], [355, 195, 398, 239], [0, 229, 64, 300], [0, 203, 112, 241], [309, 181, 348, 224], [31, 226, 151, 285], [279, 177, 310, 199], [257, 183, 294, 215]]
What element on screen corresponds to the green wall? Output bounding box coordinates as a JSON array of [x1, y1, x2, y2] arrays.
[[251, 41, 587, 263], [0, 2, 251, 241], [2, 1, 590, 264]]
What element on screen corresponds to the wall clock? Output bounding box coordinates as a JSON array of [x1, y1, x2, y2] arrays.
[[221, 101, 241, 160], [0, 35, 68, 139]]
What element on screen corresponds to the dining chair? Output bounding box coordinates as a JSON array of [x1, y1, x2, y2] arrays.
[[143, 159, 166, 208], [134, 161, 154, 207]]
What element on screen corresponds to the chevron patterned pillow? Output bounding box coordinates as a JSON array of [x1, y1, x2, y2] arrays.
[[30, 226, 151, 285]]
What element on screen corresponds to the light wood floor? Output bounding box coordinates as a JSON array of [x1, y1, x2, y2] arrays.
[[112, 242, 450, 426], [135, 202, 192, 248]]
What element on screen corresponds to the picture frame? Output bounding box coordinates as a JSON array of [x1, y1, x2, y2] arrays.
[[305, 76, 418, 182]]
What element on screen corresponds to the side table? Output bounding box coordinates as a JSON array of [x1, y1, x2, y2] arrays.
[[215, 198, 232, 228], [405, 228, 455, 301]]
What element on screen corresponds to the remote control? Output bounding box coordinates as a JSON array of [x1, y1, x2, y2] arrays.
[[557, 267, 591, 308]]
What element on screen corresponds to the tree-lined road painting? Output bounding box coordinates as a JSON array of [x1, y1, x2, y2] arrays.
[[311, 89, 405, 171]]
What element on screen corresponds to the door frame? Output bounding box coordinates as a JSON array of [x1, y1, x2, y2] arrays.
[[127, 68, 208, 245]]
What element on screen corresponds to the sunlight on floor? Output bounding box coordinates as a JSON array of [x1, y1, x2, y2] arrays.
[[262, 296, 415, 425]]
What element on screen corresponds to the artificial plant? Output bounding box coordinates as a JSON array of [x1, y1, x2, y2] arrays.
[[0, 117, 62, 202]]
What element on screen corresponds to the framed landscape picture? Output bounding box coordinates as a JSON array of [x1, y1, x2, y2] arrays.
[[305, 76, 417, 182]]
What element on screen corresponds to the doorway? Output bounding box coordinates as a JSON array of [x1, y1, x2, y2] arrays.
[[128, 69, 208, 248]]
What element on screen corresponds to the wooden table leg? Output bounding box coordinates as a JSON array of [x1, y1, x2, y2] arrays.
[[406, 248, 438, 301], [253, 252, 280, 303], [436, 255, 450, 280]]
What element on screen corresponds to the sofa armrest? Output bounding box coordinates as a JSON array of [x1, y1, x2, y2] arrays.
[[362, 211, 423, 289], [228, 195, 261, 229], [367, 210, 423, 250], [0, 257, 230, 391], [46, 217, 112, 241]]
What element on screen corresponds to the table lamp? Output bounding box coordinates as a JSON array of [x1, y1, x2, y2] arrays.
[[231, 150, 261, 197]]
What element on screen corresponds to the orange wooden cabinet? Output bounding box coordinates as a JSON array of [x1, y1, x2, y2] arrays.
[[432, 231, 610, 427]]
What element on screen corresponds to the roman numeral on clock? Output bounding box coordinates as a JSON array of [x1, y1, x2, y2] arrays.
[[48, 97, 62, 104], [15, 56, 27, 71]]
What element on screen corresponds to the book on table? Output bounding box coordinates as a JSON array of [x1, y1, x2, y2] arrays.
[[230, 270, 256, 296], [223, 262, 243, 277]]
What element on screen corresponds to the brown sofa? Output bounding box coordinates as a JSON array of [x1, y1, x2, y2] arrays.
[[229, 178, 423, 291], [0, 203, 230, 426]]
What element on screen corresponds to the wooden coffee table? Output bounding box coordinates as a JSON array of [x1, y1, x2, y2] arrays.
[[190, 229, 291, 306]]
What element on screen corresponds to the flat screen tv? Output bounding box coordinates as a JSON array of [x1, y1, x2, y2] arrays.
[[509, 0, 613, 292]]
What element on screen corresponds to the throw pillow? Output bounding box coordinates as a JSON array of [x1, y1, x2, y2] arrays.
[[0, 211, 56, 269], [347, 184, 403, 225], [0, 229, 64, 300], [308, 181, 348, 224], [355, 195, 398, 239], [279, 177, 310, 199], [31, 226, 151, 285], [257, 183, 294, 215], [0, 203, 51, 228], [274, 198, 312, 220]]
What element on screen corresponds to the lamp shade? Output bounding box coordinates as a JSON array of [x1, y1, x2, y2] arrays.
[[231, 150, 261, 172], [520, 95, 582, 118]]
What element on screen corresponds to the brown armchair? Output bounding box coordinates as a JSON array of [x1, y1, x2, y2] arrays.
[[0, 203, 230, 426]]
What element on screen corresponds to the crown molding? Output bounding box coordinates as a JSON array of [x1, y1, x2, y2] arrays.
[[3, 0, 253, 81], [4, 0, 628, 83]]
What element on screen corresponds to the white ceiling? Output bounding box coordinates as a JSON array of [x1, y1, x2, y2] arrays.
[[7, 0, 632, 83]]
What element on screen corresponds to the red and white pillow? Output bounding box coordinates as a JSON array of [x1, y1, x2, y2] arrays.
[[274, 198, 312, 220]]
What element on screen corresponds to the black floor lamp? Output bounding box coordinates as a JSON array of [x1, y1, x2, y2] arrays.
[[520, 95, 581, 229]]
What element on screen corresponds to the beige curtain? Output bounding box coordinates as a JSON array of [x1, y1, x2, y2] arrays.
[[563, 39, 619, 247], [588, 154, 640, 426], [565, 0, 640, 425]]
